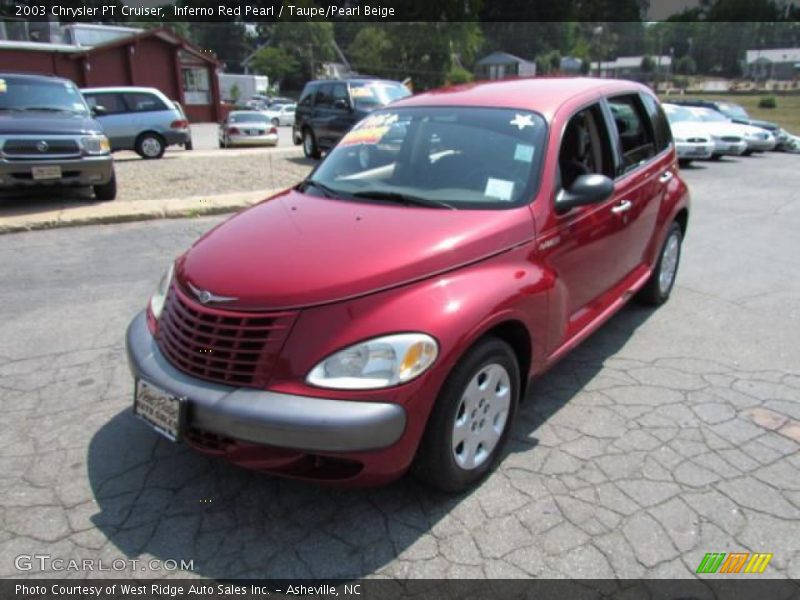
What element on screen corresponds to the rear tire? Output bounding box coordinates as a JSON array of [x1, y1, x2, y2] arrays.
[[302, 129, 321, 159], [135, 132, 165, 159], [638, 222, 682, 306], [185, 140, 194, 151], [93, 170, 117, 201], [413, 337, 520, 493]]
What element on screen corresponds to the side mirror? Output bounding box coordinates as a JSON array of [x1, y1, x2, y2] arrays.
[[91, 105, 107, 117], [333, 99, 351, 111], [555, 174, 614, 214]]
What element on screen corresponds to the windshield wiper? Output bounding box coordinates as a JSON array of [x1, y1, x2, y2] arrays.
[[351, 190, 456, 210], [298, 179, 343, 199]]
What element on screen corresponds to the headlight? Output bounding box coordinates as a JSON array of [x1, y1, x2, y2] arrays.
[[149, 264, 174, 320], [307, 334, 439, 389], [80, 135, 111, 155]]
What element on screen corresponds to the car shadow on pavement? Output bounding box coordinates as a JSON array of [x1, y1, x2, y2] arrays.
[[0, 188, 100, 215], [86, 302, 654, 579]]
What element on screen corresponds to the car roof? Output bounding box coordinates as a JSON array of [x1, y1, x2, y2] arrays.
[[306, 78, 403, 87], [81, 86, 165, 95], [0, 71, 74, 84], [391, 77, 652, 117]]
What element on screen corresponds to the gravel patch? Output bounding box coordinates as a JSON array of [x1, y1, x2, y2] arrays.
[[115, 150, 315, 202]]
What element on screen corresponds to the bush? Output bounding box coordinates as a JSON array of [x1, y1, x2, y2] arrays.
[[758, 95, 777, 109], [445, 65, 474, 85]]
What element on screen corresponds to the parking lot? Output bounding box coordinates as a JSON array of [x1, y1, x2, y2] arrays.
[[0, 150, 798, 579]]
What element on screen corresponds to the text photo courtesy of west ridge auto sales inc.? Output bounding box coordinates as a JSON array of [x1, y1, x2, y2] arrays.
[[0, 1, 799, 599]]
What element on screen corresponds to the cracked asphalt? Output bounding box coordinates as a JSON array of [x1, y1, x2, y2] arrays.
[[0, 152, 799, 580]]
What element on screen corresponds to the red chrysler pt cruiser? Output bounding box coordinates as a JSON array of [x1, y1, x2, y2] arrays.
[[126, 78, 689, 492]]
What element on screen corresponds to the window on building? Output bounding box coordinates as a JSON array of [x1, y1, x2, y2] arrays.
[[182, 67, 210, 105]]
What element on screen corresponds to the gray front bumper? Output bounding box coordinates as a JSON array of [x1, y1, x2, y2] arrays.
[[0, 155, 113, 188], [125, 312, 406, 452]]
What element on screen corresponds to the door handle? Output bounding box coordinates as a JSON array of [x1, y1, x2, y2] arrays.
[[611, 200, 633, 214], [659, 171, 674, 184]]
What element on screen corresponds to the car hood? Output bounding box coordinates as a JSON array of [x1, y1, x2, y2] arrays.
[[670, 122, 712, 140], [699, 122, 751, 138], [178, 189, 535, 310], [0, 111, 102, 135], [741, 118, 779, 131]]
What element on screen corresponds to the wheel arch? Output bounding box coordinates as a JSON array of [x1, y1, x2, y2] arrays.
[[478, 320, 533, 402]]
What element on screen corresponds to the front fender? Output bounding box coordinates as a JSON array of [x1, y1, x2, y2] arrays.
[[269, 242, 552, 405]]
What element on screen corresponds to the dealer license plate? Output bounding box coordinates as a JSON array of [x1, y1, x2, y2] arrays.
[[31, 166, 62, 180], [134, 379, 185, 441]]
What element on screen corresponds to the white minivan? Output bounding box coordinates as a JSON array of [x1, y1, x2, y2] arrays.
[[81, 87, 191, 159]]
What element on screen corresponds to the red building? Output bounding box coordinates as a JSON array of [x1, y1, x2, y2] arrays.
[[0, 27, 221, 122]]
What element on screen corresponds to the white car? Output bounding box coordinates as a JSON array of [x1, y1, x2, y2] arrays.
[[218, 111, 278, 148], [262, 103, 296, 127], [663, 104, 746, 159], [662, 105, 714, 165], [688, 106, 776, 154]]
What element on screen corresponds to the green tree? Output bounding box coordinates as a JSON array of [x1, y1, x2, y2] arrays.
[[260, 21, 336, 85], [348, 27, 392, 76], [675, 55, 696, 75], [250, 46, 299, 87], [445, 65, 474, 85], [188, 22, 250, 72], [640, 55, 656, 81]]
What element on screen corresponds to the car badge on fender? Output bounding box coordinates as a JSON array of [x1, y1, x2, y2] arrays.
[[187, 282, 238, 304]]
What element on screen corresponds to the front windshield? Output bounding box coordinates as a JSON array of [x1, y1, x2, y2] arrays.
[[0, 76, 89, 115], [308, 106, 547, 209], [350, 82, 411, 110], [717, 103, 748, 119], [664, 105, 700, 123], [230, 112, 268, 123], [695, 109, 730, 123]]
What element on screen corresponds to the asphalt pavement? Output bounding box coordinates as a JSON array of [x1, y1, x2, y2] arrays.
[[0, 152, 798, 579]]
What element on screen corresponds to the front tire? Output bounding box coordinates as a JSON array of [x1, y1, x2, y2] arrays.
[[638, 222, 682, 306], [271, 117, 280, 127], [678, 158, 692, 168], [413, 337, 520, 493], [135, 132, 166, 159], [93, 170, 117, 201], [302, 129, 321, 159]]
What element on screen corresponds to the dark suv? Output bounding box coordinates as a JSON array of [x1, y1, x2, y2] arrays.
[[670, 99, 789, 150], [0, 73, 116, 200], [293, 78, 410, 158]]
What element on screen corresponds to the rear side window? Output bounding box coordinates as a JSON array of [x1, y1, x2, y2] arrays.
[[298, 84, 315, 107], [332, 83, 349, 107], [640, 93, 672, 153], [314, 84, 333, 108], [608, 94, 657, 174], [123, 92, 168, 113], [85, 92, 126, 114]]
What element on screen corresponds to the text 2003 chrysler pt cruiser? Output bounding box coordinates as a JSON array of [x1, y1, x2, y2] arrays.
[[127, 78, 689, 491]]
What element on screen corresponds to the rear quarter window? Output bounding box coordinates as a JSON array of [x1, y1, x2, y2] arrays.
[[123, 92, 168, 113], [608, 94, 658, 174]]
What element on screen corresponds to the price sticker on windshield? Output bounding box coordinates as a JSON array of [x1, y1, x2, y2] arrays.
[[0, 79, 6, 94]]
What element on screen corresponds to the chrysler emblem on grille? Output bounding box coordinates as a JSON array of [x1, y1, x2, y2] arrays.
[[36, 140, 49, 152], [187, 282, 238, 304]]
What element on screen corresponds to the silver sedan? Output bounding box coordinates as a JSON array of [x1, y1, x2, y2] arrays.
[[218, 111, 278, 148]]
